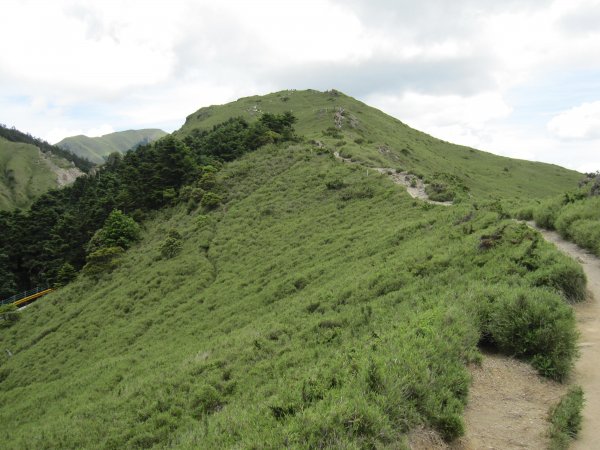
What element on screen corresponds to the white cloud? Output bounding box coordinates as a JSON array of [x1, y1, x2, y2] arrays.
[[366, 91, 512, 148], [547, 101, 600, 139], [0, 0, 599, 171]]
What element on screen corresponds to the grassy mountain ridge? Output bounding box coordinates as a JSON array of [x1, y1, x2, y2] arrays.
[[179, 89, 580, 200], [0, 137, 82, 211], [56, 129, 167, 164], [0, 124, 94, 173], [0, 90, 587, 447]]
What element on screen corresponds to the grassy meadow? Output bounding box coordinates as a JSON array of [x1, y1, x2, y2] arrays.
[[0, 134, 586, 448]]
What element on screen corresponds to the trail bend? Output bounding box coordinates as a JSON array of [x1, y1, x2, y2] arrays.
[[332, 151, 452, 206]]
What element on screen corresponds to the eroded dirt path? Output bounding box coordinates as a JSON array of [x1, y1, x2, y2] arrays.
[[457, 354, 566, 449], [332, 151, 452, 206], [528, 223, 600, 449], [409, 353, 566, 450]]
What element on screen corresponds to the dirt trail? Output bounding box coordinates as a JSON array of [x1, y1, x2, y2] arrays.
[[409, 354, 567, 449], [413, 220, 600, 449], [456, 354, 566, 449], [527, 222, 600, 449], [332, 151, 452, 206]]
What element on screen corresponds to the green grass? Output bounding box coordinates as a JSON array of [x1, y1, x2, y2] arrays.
[[548, 386, 584, 449], [532, 179, 600, 256], [0, 137, 61, 210], [0, 140, 584, 448], [56, 129, 167, 164], [177, 89, 581, 200]]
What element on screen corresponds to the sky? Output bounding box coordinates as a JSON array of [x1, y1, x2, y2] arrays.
[[1, 0, 599, 172]]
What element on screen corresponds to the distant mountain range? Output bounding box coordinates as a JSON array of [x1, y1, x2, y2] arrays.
[[56, 129, 167, 164]]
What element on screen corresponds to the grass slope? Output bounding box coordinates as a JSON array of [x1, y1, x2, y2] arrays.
[[178, 89, 581, 200], [0, 137, 62, 210], [56, 129, 167, 164], [0, 139, 584, 448]]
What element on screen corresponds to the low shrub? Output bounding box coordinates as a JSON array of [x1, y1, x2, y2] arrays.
[[570, 219, 600, 256], [555, 197, 600, 239], [425, 183, 455, 202], [548, 386, 584, 449], [533, 198, 563, 230], [201, 192, 222, 209], [0, 304, 19, 328], [515, 206, 534, 221], [528, 258, 587, 303], [339, 185, 374, 201], [191, 384, 222, 418], [83, 246, 124, 277], [484, 287, 577, 380], [325, 179, 345, 190], [160, 230, 183, 259]]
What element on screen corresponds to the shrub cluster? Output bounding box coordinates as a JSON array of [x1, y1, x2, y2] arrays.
[[534, 181, 600, 256], [480, 287, 577, 381]]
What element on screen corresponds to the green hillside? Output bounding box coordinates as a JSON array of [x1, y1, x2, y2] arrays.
[[179, 89, 580, 201], [0, 90, 586, 448], [0, 137, 73, 210], [57, 129, 167, 164]]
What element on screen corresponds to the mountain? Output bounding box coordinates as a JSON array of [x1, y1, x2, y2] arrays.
[[0, 137, 84, 211], [0, 90, 585, 448], [178, 89, 580, 200], [56, 129, 167, 164]]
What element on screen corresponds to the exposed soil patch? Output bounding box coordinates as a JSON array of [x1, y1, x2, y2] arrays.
[[39, 149, 84, 187], [411, 355, 566, 450], [457, 354, 566, 450]]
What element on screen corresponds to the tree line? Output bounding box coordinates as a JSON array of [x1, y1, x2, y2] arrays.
[[0, 113, 297, 298]]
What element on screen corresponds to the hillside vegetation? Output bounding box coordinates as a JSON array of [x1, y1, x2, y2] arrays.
[[0, 124, 94, 172], [0, 137, 82, 211], [0, 90, 587, 448], [527, 172, 600, 257], [179, 89, 581, 201], [57, 129, 167, 164]]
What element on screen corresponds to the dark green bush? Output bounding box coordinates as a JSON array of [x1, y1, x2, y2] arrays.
[[201, 192, 222, 209], [83, 247, 124, 276], [87, 210, 140, 254], [54, 262, 77, 287], [160, 230, 183, 259]]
